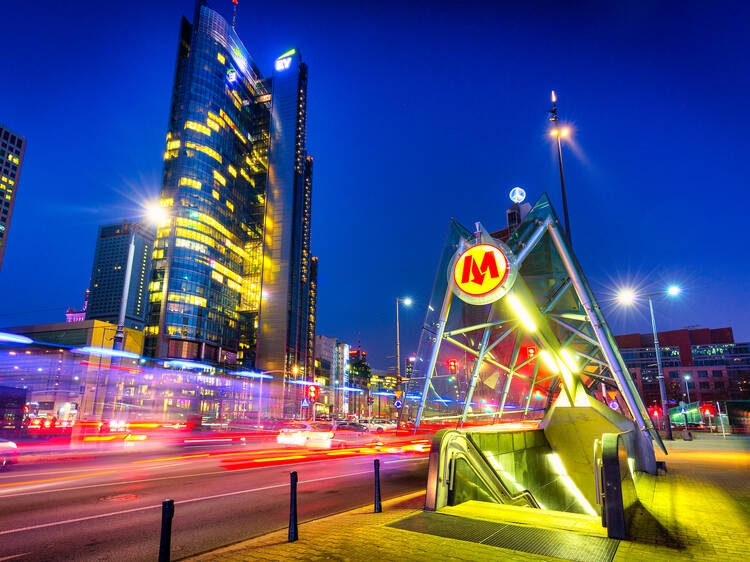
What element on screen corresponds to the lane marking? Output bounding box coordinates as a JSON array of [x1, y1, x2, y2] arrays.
[[0, 554, 32, 561], [0, 471, 116, 488], [0, 468, 381, 536], [384, 457, 429, 464]]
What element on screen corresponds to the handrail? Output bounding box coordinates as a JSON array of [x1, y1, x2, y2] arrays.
[[426, 429, 541, 510], [465, 433, 541, 508]]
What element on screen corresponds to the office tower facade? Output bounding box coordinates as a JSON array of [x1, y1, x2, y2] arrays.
[[146, 1, 316, 374], [0, 124, 26, 271], [85, 222, 155, 331]]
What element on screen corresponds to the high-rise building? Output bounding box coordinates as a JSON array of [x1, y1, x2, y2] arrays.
[[86, 222, 155, 332], [0, 124, 26, 271], [146, 1, 316, 372]]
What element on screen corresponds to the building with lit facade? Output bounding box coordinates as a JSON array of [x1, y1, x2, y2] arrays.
[[146, 1, 316, 378], [86, 222, 154, 333], [616, 327, 750, 406], [0, 124, 26, 271]]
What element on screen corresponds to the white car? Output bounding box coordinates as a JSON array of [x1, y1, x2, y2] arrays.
[[0, 439, 18, 470], [276, 422, 334, 447], [364, 419, 397, 433]]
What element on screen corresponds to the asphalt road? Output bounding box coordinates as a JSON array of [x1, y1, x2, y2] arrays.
[[0, 443, 429, 561]]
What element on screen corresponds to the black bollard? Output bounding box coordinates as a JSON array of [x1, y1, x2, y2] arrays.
[[374, 459, 382, 513], [288, 471, 299, 542], [158, 499, 175, 562]]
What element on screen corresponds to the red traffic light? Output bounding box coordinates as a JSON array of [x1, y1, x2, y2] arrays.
[[526, 346, 536, 357], [448, 359, 458, 374], [307, 385, 318, 400], [649, 407, 662, 418]]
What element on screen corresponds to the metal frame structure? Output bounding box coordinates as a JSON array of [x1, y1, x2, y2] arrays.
[[409, 196, 665, 455]]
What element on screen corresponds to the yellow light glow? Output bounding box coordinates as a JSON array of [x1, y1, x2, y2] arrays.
[[227, 165, 237, 178], [550, 129, 559, 137], [212, 190, 220, 200], [539, 350, 559, 373], [240, 168, 251, 182], [185, 121, 211, 136], [179, 177, 202, 189], [226, 200, 234, 212], [166, 140, 181, 150], [167, 293, 207, 307], [548, 453, 596, 516], [185, 141, 221, 163], [560, 127, 570, 137], [560, 349, 579, 372], [217, 52, 225, 64], [211, 270, 224, 283], [506, 294, 537, 332], [160, 198, 173, 207], [213, 170, 226, 186], [206, 118, 220, 132]]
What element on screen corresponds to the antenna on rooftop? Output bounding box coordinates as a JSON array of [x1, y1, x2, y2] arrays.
[[231, 0, 238, 28]]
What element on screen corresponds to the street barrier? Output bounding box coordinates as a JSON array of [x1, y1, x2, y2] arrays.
[[158, 499, 174, 562], [288, 471, 299, 542], [374, 459, 382, 513]]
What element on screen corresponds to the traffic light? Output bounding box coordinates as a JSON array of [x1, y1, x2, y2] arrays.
[[448, 358, 458, 374], [649, 407, 662, 418], [307, 385, 318, 401], [526, 346, 536, 358]]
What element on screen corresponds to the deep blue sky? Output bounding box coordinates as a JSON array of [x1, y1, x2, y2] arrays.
[[1, 1, 748, 370]]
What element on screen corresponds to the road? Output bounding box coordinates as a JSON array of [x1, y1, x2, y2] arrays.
[[0, 441, 429, 560]]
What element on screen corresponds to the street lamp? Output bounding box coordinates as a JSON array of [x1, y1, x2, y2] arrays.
[[548, 90, 572, 244], [683, 374, 692, 404], [113, 203, 168, 350], [395, 297, 412, 393], [616, 285, 682, 440]]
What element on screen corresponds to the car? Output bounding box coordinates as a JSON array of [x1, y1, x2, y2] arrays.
[[363, 419, 397, 433], [0, 439, 18, 470], [333, 421, 367, 432], [276, 422, 334, 447]]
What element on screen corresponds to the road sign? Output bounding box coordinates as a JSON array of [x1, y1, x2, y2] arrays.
[[301, 398, 309, 408], [394, 399, 403, 409]]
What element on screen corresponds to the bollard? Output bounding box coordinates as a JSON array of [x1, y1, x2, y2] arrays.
[[158, 499, 175, 562], [374, 459, 382, 513], [288, 471, 299, 542]]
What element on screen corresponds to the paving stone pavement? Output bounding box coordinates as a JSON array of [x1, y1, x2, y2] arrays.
[[188, 436, 750, 561]]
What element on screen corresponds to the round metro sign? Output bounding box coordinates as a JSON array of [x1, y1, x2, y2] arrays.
[[449, 242, 517, 305]]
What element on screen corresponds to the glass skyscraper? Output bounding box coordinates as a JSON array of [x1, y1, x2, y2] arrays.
[[0, 123, 26, 272], [85, 222, 155, 332], [146, 1, 316, 377]]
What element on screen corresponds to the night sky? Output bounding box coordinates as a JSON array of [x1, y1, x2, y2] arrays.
[[1, 1, 748, 370]]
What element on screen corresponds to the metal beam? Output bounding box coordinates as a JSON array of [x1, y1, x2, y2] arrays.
[[444, 320, 508, 337], [515, 218, 551, 265], [524, 359, 541, 416], [495, 331, 523, 421], [415, 290, 453, 429], [546, 220, 665, 454], [460, 326, 492, 425], [549, 316, 601, 347], [543, 280, 572, 314]]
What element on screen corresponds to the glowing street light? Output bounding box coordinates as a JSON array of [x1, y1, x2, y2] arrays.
[[615, 285, 683, 440], [113, 202, 169, 351], [548, 90, 572, 244], [396, 297, 413, 413]]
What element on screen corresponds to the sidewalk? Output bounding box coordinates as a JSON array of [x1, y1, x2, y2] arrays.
[[188, 436, 750, 561]]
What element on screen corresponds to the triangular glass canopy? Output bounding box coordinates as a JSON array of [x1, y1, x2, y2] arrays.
[[401, 194, 664, 452]]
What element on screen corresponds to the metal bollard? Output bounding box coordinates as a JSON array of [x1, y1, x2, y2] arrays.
[[158, 499, 175, 562], [374, 459, 382, 513], [288, 471, 299, 542]]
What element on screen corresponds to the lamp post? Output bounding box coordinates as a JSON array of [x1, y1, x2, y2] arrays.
[[683, 374, 691, 404], [617, 285, 681, 440], [548, 91, 572, 244], [395, 297, 412, 389], [113, 204, 167, 351]]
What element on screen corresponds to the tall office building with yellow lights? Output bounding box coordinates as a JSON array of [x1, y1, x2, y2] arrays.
[[146, 1, 316, 377], [0, 124, 26, 272]]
